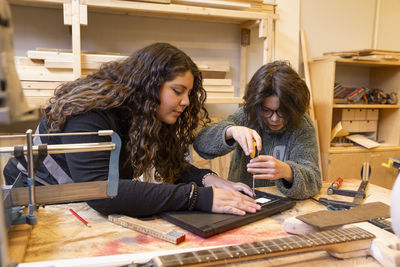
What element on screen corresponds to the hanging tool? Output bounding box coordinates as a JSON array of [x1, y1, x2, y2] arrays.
[[249, 141, 259, 196]]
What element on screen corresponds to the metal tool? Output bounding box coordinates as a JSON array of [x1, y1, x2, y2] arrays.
[[319, 162, 370, 209], [327, 175, 366, 198], [249, 141, 259, 196], [327, 177, 343, 194], [1, 130, 121, 229], [352, 162, 370, 205]]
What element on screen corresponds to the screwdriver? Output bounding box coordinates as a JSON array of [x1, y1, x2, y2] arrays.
[[249, 141, 259, 196], [331, 177, 343, 189], [327, 177, 343, 195]]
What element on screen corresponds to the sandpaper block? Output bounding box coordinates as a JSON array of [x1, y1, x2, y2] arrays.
[[296, 202, 390, 230]]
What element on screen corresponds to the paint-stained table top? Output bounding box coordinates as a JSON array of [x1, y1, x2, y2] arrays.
[[13, 180, 393, 266]]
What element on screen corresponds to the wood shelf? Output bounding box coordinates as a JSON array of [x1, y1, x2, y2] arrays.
[[310, 55, 400, 188], [329, 145, 400, 154], [9, 0, 275, 22], [10, 0, 276, 105], [333, 104, 400, 109], [312, 57, 400, 67], [336, 58, 400, 67]]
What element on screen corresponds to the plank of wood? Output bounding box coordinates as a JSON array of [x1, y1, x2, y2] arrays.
[[27, 50, 126, 63], [108, 214, 185, 244], [23, 89, 54, 97], [346, 134, 380, 149], [126, 0, 171, 3], [300, 29, 323, 175], [16, 66, 93, 81], [26, 51, 229, 73], [63, 3, 87, 25], [71, 0, 82, 79], [21, 81, 62, 90], [204, 85, 234, 92], [14, 56, 44, 66], [10, 181, 109, 206], [203, 78, 232, 86], [44, 59, 102, 70], [172, 0, 251, 10], [206, 92, 234, 97], [205, 97, 242, 104], [195, 60, 230, 72]]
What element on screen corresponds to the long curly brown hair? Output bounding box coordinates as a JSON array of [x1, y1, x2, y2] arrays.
[[46, 43, 210, 183], [243, 60, 310, 131]]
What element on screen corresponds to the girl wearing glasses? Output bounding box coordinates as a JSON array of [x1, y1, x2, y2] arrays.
[[194, 61, 321, 199]]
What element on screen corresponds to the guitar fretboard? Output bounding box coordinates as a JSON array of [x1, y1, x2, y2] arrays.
[[152, 227, 375, 267]]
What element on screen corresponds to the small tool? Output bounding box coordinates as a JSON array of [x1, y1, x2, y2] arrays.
[[249, 141, 259, 196], [327, 176, 366, 198], [327, 177, 343, 194], [319, 162, 370, 209], [352, 162, 370, 205]]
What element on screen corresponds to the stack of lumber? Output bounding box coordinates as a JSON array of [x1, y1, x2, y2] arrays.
[[203, 78, 234, 98], [15, 49, 233, 107]]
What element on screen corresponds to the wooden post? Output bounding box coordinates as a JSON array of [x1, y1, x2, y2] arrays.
[[67, 0, 86, 79], [300, 29, 322, 175], [260, 15, 275, 64], [239, 28, 250, 97]]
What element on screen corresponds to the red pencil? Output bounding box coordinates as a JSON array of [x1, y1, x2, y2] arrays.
[[69, 208, 91, 227]]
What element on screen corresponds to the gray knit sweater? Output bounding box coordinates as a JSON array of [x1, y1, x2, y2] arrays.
[[194, 107, 321, 199]]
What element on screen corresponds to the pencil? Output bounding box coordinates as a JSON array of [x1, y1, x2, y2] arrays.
[[69, 208, 91, 227]]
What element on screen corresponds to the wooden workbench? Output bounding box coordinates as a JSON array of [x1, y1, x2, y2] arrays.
[[10, 180, 396, 266]]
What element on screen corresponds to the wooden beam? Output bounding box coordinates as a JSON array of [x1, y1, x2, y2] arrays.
[[63, 3, 87, 25], [203, 78, 232, 86], [71, 0, 82, 79], [10, 181, 109, 206]]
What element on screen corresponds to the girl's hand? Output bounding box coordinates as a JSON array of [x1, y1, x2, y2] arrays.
[[203, 173, 254, 197], [211, 188, 261, 216], [247, 155, 293, 183], [225, 126, 262, 156]]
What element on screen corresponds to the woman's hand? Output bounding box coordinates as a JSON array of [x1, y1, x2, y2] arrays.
[[225, 126, 262, 156], [247, 155, 293, 183], [211, 188, 261, 216], [203, 174, 254, 197]]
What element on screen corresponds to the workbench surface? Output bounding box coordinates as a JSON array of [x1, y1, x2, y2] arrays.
[[10, 180, 395, 266]]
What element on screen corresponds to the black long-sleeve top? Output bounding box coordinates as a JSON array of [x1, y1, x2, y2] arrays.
[[4, 110, 214, 217]]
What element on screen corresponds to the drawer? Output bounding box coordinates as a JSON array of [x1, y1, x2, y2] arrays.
[[341, 120, 360, 132], [342, 109, 355, 120], [359, 120, 378, 132], [341, 108, 368, 120], [354, 109, 367, 120], [341, 120, 378, 133], [367, 109, 379, 120]]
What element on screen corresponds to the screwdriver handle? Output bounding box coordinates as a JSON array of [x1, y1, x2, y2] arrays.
[[331, 177, 343, 189]]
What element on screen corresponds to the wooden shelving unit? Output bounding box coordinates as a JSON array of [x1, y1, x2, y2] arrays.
[[9, 0, 277, 105], [310, 57, 400, 189]]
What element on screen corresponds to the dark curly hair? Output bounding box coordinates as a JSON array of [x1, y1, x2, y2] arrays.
[[243, 60, 310, 131], [46, 43, 210, 183]]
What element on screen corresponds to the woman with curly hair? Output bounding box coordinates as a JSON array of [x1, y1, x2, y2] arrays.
[[4, 43, 260, 217], [194, 61, 321, 199]]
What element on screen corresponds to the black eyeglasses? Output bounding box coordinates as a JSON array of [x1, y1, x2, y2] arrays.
[[262, 107, 284, 118]]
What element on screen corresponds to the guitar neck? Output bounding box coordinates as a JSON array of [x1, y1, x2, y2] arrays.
[[151, 227, 375, 267]]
